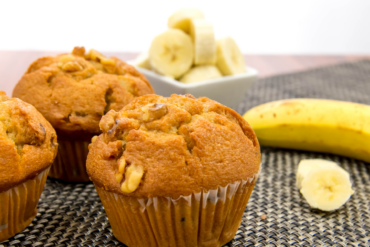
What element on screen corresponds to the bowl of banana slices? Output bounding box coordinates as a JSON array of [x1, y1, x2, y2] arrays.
[[132, 8, 258, 110]]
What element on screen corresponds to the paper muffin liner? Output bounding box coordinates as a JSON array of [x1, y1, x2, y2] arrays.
[[49, 139, 90, 182], [95, 173, 259, 247], [0, 167, 50, 242]]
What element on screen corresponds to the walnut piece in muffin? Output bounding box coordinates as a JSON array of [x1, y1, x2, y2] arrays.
[[87, 94, 260, 198]]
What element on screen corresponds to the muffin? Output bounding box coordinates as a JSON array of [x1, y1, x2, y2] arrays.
[[13, 47, 155, 181], [0, 91, 58, 242], [87, 94, 261, 247]]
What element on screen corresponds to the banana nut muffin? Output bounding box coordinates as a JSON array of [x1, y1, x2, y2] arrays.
[[87, 94, 260, 247], [0, 91, 58, 242], [13, 47, 155, 181]]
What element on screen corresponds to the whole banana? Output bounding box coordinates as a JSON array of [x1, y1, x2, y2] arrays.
[[243, 99, 370, 163]]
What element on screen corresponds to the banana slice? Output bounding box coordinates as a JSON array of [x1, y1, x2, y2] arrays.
[[149, 29, 193, 79], [296, 159, 339, 189], [134, 52, 151, 70], [190, 19, 217, 65], [180, 65, 222, 83], [216, 37, 246, 75], [168, 8, 205, 33], [297, 159, 354, 211]]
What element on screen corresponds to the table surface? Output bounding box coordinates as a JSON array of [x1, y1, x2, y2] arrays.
[[0, 50, 369, 97]]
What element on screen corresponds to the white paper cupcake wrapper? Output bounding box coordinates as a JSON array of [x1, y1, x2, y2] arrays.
[[49, 139, 90, 182], [0, 167, 50, 242], [95, 173, 259, 247]]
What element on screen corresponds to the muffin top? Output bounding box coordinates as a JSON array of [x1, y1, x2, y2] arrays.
[[0, 92, 58, 192], [87, 94, 260, 198], [13, 47, 154, 136]]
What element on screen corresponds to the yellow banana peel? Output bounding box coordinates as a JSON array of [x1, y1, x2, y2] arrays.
[[243, 99, 370, 163]]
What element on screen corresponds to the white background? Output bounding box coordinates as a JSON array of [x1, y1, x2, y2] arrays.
[[0, 0, 369, 54]]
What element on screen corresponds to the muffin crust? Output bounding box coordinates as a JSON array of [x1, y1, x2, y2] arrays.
[[13, 47, 154, 134], [87, 94, 260, 198], [0, 92, 58, 192]]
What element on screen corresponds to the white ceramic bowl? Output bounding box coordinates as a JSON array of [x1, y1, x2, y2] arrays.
[[133, 65, 258, 110]]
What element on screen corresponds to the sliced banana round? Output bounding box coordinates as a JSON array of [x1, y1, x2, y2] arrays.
[[297, 159, 354, 211], [168, 8, 205, 34], [296, 159, 339, 189], [180, 65, 222, 83], [190, 19, 216, 65], [216, 37, 246, 75], [149, 29, 193, 79], [134, 52, 152, 70]]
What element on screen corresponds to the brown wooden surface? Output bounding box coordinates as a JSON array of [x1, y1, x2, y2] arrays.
[[0, 50, 369, 97]]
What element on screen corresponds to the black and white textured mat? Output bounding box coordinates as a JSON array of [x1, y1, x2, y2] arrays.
[[2, 60, 370, 247]]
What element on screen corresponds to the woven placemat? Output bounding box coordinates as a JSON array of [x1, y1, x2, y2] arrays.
[[2, 60, 370, 247]]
